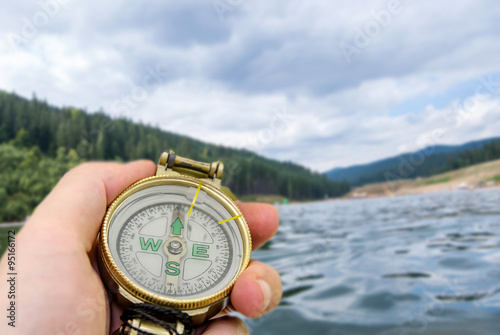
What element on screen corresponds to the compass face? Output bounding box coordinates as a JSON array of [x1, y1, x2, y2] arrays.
[[105, 181, 247, 301]]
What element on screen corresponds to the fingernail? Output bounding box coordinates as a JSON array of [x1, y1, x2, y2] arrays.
[[237, 321, 250, 335], [257, 279, 272, 313]]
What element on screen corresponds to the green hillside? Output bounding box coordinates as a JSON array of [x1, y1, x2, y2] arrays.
[[327, 138, 500, 186], [0, 90, 349, 221]]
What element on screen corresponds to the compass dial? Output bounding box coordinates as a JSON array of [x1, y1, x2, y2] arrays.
[[105, 181, 247, 301]]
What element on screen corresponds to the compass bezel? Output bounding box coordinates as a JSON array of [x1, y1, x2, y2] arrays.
[[99, 174, 252, 311]]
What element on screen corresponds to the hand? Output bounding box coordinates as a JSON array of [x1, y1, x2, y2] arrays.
[[0, 160, 282, 335]]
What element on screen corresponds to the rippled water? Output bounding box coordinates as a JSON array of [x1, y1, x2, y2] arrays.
[[246, 188, 500, 335]]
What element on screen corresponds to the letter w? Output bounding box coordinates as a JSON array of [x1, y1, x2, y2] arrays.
[[140, 237, 162, 251]]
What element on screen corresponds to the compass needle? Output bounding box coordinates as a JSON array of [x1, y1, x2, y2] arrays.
[[218, 214, 242, 224], [187, 181, 202, 217], [163, 206, 188, 294]]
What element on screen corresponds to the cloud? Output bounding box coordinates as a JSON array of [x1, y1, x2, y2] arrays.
[[0, 0, 499, 172]]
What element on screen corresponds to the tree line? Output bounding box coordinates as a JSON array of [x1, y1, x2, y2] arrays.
[[350, 140, 500, 186], [440, 140, 500, 171], [0, 91, 350, 221]]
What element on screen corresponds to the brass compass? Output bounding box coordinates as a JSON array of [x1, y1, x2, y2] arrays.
[[98, 150, 252, 334]]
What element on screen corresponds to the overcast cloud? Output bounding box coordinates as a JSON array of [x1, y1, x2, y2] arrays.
[[1, 0, 499, 171]]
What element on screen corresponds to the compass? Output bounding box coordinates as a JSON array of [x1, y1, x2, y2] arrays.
[[98, 150, 252, 334]]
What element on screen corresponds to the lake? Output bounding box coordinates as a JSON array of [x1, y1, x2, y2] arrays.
[[247, 188, 500, 335], [1, 189, 499, 334]]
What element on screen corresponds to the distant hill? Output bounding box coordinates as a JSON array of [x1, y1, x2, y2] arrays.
[[347, 159, 500, 197], [326, 137, 500, 186], [0, 90, 350, 221]]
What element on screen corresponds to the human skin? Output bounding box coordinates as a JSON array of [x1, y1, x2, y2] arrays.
[[0, 160, 282, 335]]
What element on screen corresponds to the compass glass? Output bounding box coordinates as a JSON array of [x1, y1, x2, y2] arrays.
[[107, 183, 245, 300]]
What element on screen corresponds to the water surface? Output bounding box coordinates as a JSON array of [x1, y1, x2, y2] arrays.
[[247, 188, 500, 334], [1, 190, 499, 334]]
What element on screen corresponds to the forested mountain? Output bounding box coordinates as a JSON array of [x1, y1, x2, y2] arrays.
[[327, 138, 500, 186], [0, 90, 349, 221]]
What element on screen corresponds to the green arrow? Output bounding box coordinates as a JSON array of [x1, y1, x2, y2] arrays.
[[171, 217, 184, 236]]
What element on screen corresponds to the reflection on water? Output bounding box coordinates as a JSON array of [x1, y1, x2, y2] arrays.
[[246, 188, 500, 335]]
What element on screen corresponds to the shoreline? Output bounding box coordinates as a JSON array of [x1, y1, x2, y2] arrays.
[[345, 159, 500, 200], [346, 184, 500, 201], [0, 221, 25, 227], [2, 160, 499, 215]]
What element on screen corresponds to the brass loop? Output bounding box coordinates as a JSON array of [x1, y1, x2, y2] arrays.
[[158, 149, 223, 181]]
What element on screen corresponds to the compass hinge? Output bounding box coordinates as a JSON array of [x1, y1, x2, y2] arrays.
[[156, 149, 223, 188]]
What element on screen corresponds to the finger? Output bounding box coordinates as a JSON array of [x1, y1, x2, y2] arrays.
[[236, 202, 279, 250], [196, 316, 249, 335], [230, 260, 282, 318], [24, 160, 157, 253], [109, 300, 125, 334]]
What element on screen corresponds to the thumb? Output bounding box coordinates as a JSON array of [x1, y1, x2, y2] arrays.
[[24, 160, 156, 253]]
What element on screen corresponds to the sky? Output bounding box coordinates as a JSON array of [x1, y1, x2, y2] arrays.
[[1, 1, 499, 172]]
